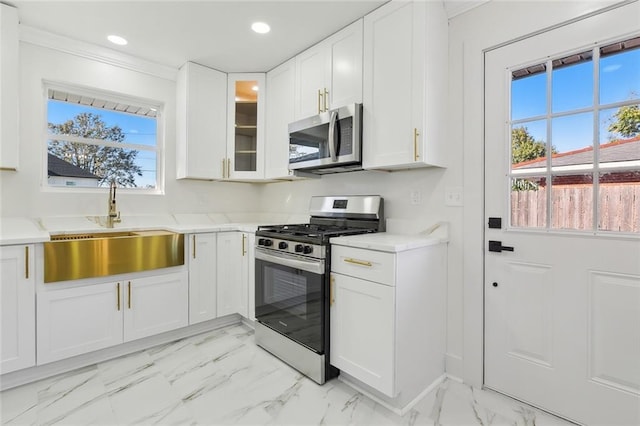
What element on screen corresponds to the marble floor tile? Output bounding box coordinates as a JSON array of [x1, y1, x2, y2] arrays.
[[0, 323, 576, 426]]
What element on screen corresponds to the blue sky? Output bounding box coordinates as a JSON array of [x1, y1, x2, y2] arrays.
[[47, 100, 157, 188], [511, 46, 639, 155]]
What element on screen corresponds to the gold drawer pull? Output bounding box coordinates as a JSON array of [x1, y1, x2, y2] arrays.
[[413, 128, 420, 161], [330, 275, 335, 306], [128, 281, 132, 309], [25, 246, 29, 279], [117, 283, 121, 311], [344, 258, 373, 267]]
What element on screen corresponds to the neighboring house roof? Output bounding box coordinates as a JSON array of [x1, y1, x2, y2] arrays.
[[513, 136, 640, 169], [47, 153, 101, 179]]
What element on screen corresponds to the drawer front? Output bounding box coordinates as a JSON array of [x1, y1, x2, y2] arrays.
[[331, 245, 395, 286]]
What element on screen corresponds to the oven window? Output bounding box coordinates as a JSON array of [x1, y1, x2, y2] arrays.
[[264, 267, 309, 319]]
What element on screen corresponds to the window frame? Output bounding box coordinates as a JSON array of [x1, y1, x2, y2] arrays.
[[42, 81, 165, 194]]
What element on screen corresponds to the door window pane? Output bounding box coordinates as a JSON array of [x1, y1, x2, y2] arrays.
[[511, 67, 547, 120], [552, 51, 593, 113], [551, 112, 593, 170], [598, 172, 640, 232], [511, 120, 547, 171], [550, 174, 593, 231], [600, 38, 640, 105], [511, 176, 547, 228]]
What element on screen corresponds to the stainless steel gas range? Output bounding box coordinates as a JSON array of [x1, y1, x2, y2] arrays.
[[254, 195, 384, 384]]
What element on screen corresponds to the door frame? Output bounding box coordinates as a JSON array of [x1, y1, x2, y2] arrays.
[[456, 0, 638, 387]]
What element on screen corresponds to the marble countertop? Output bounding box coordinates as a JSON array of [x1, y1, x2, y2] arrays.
[[0, 218, 50, 245], [330, 223, 449, 253]]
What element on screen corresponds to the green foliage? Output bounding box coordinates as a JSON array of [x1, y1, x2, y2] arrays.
[[48, 113, 142, 187], [511, 126, 547, 164], [608, 104, 640, 138]]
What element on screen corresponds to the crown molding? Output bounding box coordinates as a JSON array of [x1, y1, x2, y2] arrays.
[[19, 25, 178, 81]]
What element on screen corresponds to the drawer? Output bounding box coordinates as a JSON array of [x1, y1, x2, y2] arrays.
[[331, 245, 395, 286]]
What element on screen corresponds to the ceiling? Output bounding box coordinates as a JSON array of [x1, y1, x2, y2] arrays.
[[7, 1, 487, 73]]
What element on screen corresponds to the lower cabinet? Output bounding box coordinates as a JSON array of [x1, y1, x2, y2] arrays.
[[216, 232, 249, 318], [1, 245, 36, 374], [330, 273, 395, 395], [188, 233, 218, 324], [37, 270, 188, 365]]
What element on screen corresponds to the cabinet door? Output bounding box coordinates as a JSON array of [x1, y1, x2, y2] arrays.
[[37, 281, 123, 365], [176, 62, 227, 180], [0, 4, 19, 170], [216, 232, 244, 317], [123, 271, 188, 342], [0, 245, 35, 373], [295, 44, 329, 119], [330, 273, 395, 397], [362, 1, 426, 170], [265, 58, 296, 180], [227, 73, 265, 180], [188, 233, 217, 324], [328, 19, 363, 110]]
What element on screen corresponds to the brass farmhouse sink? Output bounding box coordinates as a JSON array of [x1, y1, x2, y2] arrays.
[[44, 230, 184, 283]]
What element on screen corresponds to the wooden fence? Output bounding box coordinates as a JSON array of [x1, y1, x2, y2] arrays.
[[511, 183, 640, 232]]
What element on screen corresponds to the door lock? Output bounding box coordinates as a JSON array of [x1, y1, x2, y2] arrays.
[[488, 240, 514, 253]]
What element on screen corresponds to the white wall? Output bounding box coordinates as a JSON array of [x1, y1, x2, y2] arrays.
[[0, 41, 260, 219]]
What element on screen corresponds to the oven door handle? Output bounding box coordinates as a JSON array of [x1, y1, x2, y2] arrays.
[[255, 249, 325, 275]]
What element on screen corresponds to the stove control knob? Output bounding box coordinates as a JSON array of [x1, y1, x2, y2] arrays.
[[295, 244, 304, 253], [263, 239, 273, 247], [258, 238, 266, 246], [278, 242, 288, 250], [303, 245, 313, 254]]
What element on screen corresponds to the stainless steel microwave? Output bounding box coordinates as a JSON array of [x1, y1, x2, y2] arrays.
[[288, 103, 362, 174]]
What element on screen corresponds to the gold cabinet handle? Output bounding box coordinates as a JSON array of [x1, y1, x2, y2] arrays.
[[413, 128, 420, 161], [227, 158, 231, 178], [193, 235, 196, 259], [324, 88, 329, 112], [128, 281, 132, 309], [25, 246, 29, 279], [117, 283, 121, 311], [318, 89, 322, 114], [344, 257, 373, 267], [330, 275, 335, 306], [242, 234, 247, 256], [222, 158, 226, 179]]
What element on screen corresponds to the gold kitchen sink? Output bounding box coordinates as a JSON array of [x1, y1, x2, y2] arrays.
[[44, 230, 184, 283]]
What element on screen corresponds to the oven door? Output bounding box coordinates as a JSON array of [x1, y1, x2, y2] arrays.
[[255, 248, 325, 353]]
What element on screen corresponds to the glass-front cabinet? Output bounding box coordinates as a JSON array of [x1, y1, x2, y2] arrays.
[[226, 73, 265, 180]]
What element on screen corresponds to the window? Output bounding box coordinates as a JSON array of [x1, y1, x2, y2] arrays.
[[509, 36, 640, 233], [45, 84, 162, 191]]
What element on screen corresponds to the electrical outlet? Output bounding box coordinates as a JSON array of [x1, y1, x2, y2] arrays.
[[410, 190, 421, 205], [445, 186, 463, 206]]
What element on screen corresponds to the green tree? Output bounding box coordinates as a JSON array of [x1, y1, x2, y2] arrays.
[[48, 113, 142, 187], [608, 104, 640, 138], [511, 126, 547, 164]]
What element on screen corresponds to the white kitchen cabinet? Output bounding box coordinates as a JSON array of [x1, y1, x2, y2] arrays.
[[362, 0, 448, 170], [295, 19, 363, 119], [188, 233, 217, 324], [0, 245, 36, 374], [0, 4, 19, 170], [37, 270, 188, 364], [176, 61, 227, 180], [123, 272, 189, 342], [216, 232, 250, 317], [225, 73, 266, 180], [330, 239, 446, 407], [245, 232, 256, 321], [265, 58, 297, 180]]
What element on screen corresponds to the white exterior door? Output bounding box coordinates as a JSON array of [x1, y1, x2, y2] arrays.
[[484, 4, 640, 426]]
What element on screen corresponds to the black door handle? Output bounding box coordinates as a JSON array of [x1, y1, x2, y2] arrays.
[[488, 240, 514, 253]]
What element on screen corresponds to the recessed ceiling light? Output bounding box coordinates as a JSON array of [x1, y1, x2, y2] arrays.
[[251, 22, 270, 34], [107, 35, 128, 46], [252, 85, 259, 91]]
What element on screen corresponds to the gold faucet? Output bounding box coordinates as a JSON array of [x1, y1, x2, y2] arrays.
[[107, 180, 121, 228]]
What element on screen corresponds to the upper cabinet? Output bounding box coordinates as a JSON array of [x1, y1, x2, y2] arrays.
[[295, 19, 363, 119], [176, 62, 227, 180], [0, 4, 19, 171], [362, 1, 448, 170], [225, 73, 265, 180], [265, 58, 297, 180]]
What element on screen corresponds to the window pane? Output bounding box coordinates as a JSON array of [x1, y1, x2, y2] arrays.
[[510, 176, 547, 228], [551, 112, 593, 170], [511, 120, 548, 172], [600, 43, 640, 105], [598, 171, 640, 233], [550, 174, 593, 231], [511, 68, 547, 121], [600, 104, 640, 143], [552, 52, 593, 113], [47, 140, 154, 189]]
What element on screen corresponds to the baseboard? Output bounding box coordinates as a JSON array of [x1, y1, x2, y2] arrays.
[[0, 314, 241, 391]]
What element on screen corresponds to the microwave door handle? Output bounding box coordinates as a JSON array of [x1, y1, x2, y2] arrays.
[[328, 110, 338, 162]]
